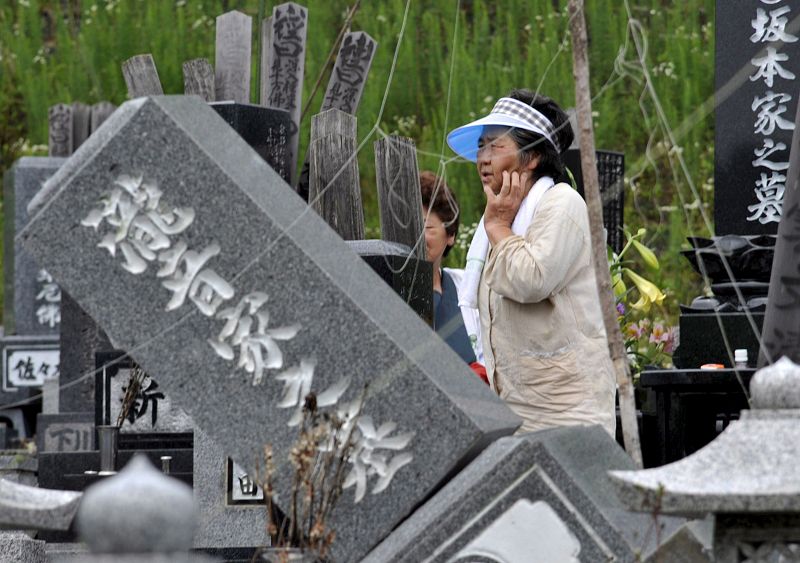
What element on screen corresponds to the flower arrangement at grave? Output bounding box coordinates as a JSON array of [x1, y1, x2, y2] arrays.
[[610, 227, 676, 376], [256, 387, 374, 561]]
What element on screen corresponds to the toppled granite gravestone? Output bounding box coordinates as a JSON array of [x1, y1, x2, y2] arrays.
[[19, 95, 521, 561], [364, 425, 684, 562]]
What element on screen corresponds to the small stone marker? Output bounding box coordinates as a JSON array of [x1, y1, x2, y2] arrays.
[[214, 11, 252, 104], [19, 95, 520, 561], [48, 104, 72, 157], [375, 136, 427, 260], [264, 2, 308, 185], [715, 1, 800, 234], [193, 427, 266, 551], [365, 425, 684, 562], [122, 54, 164, 98], [183, 58, 216, 102], [1, 335, 59, 392], [37, 413, 94, 453], [309, 109, 365, 239], [3, 157, 65, 336]]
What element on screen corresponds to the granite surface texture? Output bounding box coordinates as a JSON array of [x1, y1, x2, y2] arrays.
[[364, 425, 682, 562], [0, 531, 46, 563], [0, 478, 81, 530], [193, 427, 266, 550], [19, 95, 521, 561]]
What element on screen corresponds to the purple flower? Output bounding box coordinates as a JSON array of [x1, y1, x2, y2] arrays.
[[616, 302, 626, 316]]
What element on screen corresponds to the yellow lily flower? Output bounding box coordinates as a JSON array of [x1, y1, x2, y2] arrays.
[[631, 239, 659, 270], [624, 268, 665, 311]]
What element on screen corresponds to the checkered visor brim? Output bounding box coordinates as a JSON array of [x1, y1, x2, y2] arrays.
[[491, 98, 557, 145]]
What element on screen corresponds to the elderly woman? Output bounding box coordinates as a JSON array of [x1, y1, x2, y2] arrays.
[[446, 88, 616, 435]]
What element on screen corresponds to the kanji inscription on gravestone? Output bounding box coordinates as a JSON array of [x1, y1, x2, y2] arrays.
[[19, 96, 520, 561], [321, 32, 376, 114], [715, 0, 800, 234], [265, 2, 307, 185], [3, 158, 65, 336]]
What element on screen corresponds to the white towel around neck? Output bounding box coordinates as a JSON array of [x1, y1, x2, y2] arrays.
[[459, 175, 555, 309]]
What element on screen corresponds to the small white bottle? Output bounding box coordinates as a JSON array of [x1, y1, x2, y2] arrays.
[[734, 349, 748, 369]]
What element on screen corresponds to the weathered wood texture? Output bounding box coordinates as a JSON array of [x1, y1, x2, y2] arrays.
[[48, 104, 73, 157], [90, 102, 117, 133], [183, 58, 216, 102], [259, 16, 272, 106], [122, 54, 164, 98], [568, 0, 642, 467], [374, 136, 426, 261], [71, 102, 91, 151], [309, 109, 365, 240], [214, 11, 252, 103], [296, 31, 377, 202], [264, 2, 308, 186]]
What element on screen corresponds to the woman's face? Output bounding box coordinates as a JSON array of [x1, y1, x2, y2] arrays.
[[423, 207, 454, 267], [476, 125, 537, 194]]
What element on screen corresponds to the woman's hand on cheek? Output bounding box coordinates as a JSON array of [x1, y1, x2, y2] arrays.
[[484, 170, 528, 246]]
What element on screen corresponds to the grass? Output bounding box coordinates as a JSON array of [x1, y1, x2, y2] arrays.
[[0, 0, 716, 326]]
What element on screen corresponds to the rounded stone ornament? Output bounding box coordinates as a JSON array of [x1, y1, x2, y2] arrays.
[[750, 356, 800, 409], [76, 454, 196, 553]]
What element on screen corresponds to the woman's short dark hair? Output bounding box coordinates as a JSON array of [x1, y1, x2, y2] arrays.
[[420, 171, 459, 257], [505, 89, 574, 182]]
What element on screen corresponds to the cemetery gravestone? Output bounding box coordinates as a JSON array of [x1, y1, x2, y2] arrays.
[[71, 102, 91, 150], [320, 32, 376, 115], [214, 11, 252, 105], [264, 2, 308, 185], [48, 104, 72, 157], [364, 425, 683, 562], [122, 54, 164, 99], [183, 58, 216, 103], [210, 102, 292, 183], [296, 31, 377, 201], [19, 95, 521, 561], [715, 0, 800, 234], [3, 157, 65, 337], [1, 158, 62, 417], [375, 136, 427, 261]]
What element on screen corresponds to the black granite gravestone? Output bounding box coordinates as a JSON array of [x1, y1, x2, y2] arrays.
[[715, 0, 800, 235]]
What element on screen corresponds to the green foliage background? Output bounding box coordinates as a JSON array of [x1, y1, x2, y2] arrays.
[[0, 0, 716, 325]]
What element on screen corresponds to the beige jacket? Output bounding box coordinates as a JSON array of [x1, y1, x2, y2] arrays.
[[478, 183, 617, 436]]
